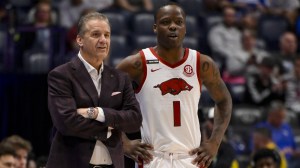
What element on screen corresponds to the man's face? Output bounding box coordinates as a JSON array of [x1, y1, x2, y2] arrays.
[[269, 110, 285, 128], [253, 133, 266, 150], [223, 8, 236, 27], [36, 3, 51, 23], [15, 149, 27, 168], [0, 155, 16, 168], [77, 19, 111, 61], [242, 32, 256, 50], [255, 157, 278, 168], [281, 33, 297, 55], [154, 5, 186, 49]]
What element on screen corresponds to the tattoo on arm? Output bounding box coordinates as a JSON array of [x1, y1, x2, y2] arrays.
[[202, 61, 209, 72], [201, 59, 232, 145], [133, 60, 142, 70], [131, 59, 143, 85], [202, 61, 219, 79], [212, 65, 219, 78]]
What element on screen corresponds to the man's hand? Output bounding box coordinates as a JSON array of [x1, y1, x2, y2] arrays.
[[77, 108, 98, 119], [77, 108, 88, 118], [123, 139, 153, 164], [189, 140, 219, 168]]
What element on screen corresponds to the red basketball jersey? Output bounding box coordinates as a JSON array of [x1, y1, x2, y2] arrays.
[[135, 47, 202, 153]]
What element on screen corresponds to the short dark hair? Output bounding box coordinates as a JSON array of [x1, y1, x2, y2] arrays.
[[1, 135, 32, 152], [77, 12, 110, 36], [154, 2, 186, 22], [253, 127, 272, 139], [223, 6, 236, 14], [0, 143, 16, 157], [252, 148, 281, 167], [260, 57, 276, 69], [268, 100, 285, 114]]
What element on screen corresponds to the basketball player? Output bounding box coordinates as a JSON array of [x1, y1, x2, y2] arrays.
[[117, 3, 232, 168]]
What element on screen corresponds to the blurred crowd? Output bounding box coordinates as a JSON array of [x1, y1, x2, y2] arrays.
[[0, 135, 47, 168], [0, 0, 300, 168]]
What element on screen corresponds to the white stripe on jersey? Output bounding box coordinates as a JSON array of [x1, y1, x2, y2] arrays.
[[136, 47, 202, 153]]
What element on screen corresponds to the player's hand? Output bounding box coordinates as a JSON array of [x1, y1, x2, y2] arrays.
[[123, 139, 153, 164], [189, 140, 218, 168]]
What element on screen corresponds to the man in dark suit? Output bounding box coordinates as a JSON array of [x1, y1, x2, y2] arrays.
[[46, 12, 142, 168]]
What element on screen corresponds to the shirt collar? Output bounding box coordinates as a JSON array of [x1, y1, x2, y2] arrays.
[[78, 52, 104, 75]]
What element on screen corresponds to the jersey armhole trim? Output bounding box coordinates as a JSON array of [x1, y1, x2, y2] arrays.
[[196, 51, 202, 92], [135, 50, 147, 93]]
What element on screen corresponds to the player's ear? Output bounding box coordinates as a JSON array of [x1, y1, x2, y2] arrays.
[[153, 24, 157, 33]]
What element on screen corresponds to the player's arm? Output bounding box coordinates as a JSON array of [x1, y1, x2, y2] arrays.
[[190, 54, 232, 167], [116, 52, 143, 85], [117, 53, 153, 163], [200, 55, 232, 153]]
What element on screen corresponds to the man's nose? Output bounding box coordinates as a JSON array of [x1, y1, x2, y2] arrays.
[[99, 35, 107, 42], [169, 22, 177, 30]]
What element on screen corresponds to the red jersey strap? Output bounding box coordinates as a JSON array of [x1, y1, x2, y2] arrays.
[[135, 50, 147, 93], [196, 51, 202, 92]]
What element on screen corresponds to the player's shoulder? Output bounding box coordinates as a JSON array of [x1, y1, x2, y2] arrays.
[[187, 48, 211, 60], [189, 49, 214, 64], [199, 53, 214, 63], [130, 51, 143, 62], [116, 50, 144, 79], [116, 52, 141, 71], [195, 52, 219, 76]]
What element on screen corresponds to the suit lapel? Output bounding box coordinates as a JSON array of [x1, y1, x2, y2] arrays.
[[71, 57, 98, 106], [99, 65, 115, 107]]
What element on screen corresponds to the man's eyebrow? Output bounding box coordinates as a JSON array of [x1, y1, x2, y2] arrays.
[[91, 30, 110, 33]]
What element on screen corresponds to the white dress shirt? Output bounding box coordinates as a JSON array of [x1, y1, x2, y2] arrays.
[[78, 52, 112, 165]]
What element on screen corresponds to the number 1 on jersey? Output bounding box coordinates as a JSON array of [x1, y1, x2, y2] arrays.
[[173, 101, 181, 127]]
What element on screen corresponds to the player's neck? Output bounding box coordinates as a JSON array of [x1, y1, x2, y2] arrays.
[[154, 46, 185, 64]]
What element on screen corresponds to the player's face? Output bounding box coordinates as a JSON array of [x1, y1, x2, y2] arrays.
[[154, 5, 186, 49], [77, 19, 111, 61]]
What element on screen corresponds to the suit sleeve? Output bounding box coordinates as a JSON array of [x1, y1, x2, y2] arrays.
[[48, 69, 109, 141], [102, 73, 142, 133]]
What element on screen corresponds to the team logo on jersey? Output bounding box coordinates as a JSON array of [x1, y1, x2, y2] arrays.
[[154, 78, 193, 95], [183, 65, 194, 77]]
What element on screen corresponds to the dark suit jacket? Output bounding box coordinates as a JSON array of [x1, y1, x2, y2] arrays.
[[46, 57, 142, 168]]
